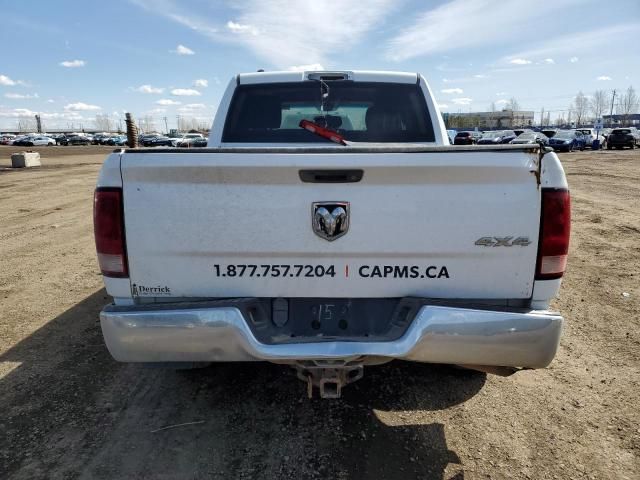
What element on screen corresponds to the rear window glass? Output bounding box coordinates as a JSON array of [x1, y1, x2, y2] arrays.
[[222, 82, 435, 143], [612, 129, 631, 134], [456, 132, 471, 137]]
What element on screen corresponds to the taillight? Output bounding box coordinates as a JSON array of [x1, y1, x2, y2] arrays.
[[94, 187, 128, 277], [536, 188, 570, 280]]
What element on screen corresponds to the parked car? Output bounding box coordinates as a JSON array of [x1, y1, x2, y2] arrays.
[[95, 69, 570, 398], [176, 133, 205, 147], [477, 130, 516, 144], [510, 132, 549, 145], [192, 137, 208, 147], [0, 134, 16, 145], [92, 134, 105, 145], [66, 135, 91, 145], [13, 136, 35, 146], [147, 136, 174, 147], [106, 135, 128, 146], [548, 130, 586, 152], [453, 131, 476, 145], [56, 135, 71, 145], [606, 127, 639, 149], [574, 128, 605, 149], [140, 134, 164, 147], [24, 136, 56, 146]]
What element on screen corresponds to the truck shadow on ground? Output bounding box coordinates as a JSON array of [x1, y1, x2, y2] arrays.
[[1, 290, 485, 480]]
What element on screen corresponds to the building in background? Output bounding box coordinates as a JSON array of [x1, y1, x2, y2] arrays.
[[443, 109, 534, 130]]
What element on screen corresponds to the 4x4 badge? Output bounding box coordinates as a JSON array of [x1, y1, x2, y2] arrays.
[[312, 202, 350, 241]]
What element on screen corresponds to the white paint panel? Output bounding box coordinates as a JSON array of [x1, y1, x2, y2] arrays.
[[121, 150, 541, 300]]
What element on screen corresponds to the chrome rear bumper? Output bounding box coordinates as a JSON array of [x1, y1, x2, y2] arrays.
[[100, 303, 563, 369]]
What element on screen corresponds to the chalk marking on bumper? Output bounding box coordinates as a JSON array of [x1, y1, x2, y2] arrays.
[[100, 304, 563, 368]]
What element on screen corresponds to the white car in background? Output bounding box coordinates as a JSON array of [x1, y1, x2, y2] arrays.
[[0, 133, 17, 145], [174, 133, 205, 147], [574, 128, 605, 148], [25, 136, 56, 146]]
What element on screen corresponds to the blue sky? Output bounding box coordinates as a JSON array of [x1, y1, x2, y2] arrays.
[[1, 0, 639, 130]]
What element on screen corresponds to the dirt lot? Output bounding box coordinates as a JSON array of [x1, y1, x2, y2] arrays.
[[0, 145, 638, 479]]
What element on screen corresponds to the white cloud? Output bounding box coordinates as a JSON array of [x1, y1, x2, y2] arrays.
[[504, 24, 638, 66], [227, 20, 259, 35], [173, 44, 195, 55], [596, 76, 612, 81], [544, 58, 555, 64], [171, 88, 201, 96], [473, 74, 488, 79], [136, 84, 164, 94], [509, 58, 532, 65], [4, 92, 39, 99], [441, 88, 463, 94], [452, 97, 473, 105], [0, 74, 17, 86], [496, 92, 507, 96], [47, 99, 55, 103], [59, 59, 85, 68], [133, 0, 394, 68], [496, 99, 509, 105], [156, 99, 181, 105], [385, 0, 576, 61], [193, 79, 208, 87], [437, 103, 449, 110], [287, 64, 325, 72], [178, 103, 207, 112], [64, 102, 101, 111]]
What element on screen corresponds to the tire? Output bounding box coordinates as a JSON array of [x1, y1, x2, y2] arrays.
[[607, 145, 612, 150], [580, 144, 585, 151], [48, 142, 54, 146]]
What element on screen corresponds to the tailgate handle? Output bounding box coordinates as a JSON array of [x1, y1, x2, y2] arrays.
[[299, 169, 363, 183]]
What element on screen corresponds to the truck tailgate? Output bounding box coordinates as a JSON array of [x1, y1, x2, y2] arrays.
[[121, 149, 541, 299]]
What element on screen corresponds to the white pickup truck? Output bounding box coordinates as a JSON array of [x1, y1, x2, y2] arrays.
[[95, 70, 570, 398]]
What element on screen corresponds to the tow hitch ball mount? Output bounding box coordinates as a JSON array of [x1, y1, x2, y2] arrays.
[[295, 361, 364, 399]]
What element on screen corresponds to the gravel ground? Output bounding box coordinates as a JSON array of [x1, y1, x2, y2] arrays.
[[0, 146, 638, 479]]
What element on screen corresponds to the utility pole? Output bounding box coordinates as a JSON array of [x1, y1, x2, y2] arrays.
[[163, 116, 168, 134], [540, 107, 545, 128], [609, 89, 617, 127]]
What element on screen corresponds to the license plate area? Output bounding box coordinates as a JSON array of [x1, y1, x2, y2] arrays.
[[247, 298, 422, 345]]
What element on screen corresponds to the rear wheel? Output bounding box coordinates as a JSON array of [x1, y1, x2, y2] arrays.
[[48, 142, 54, 146], [607, 144, 612, 150]]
